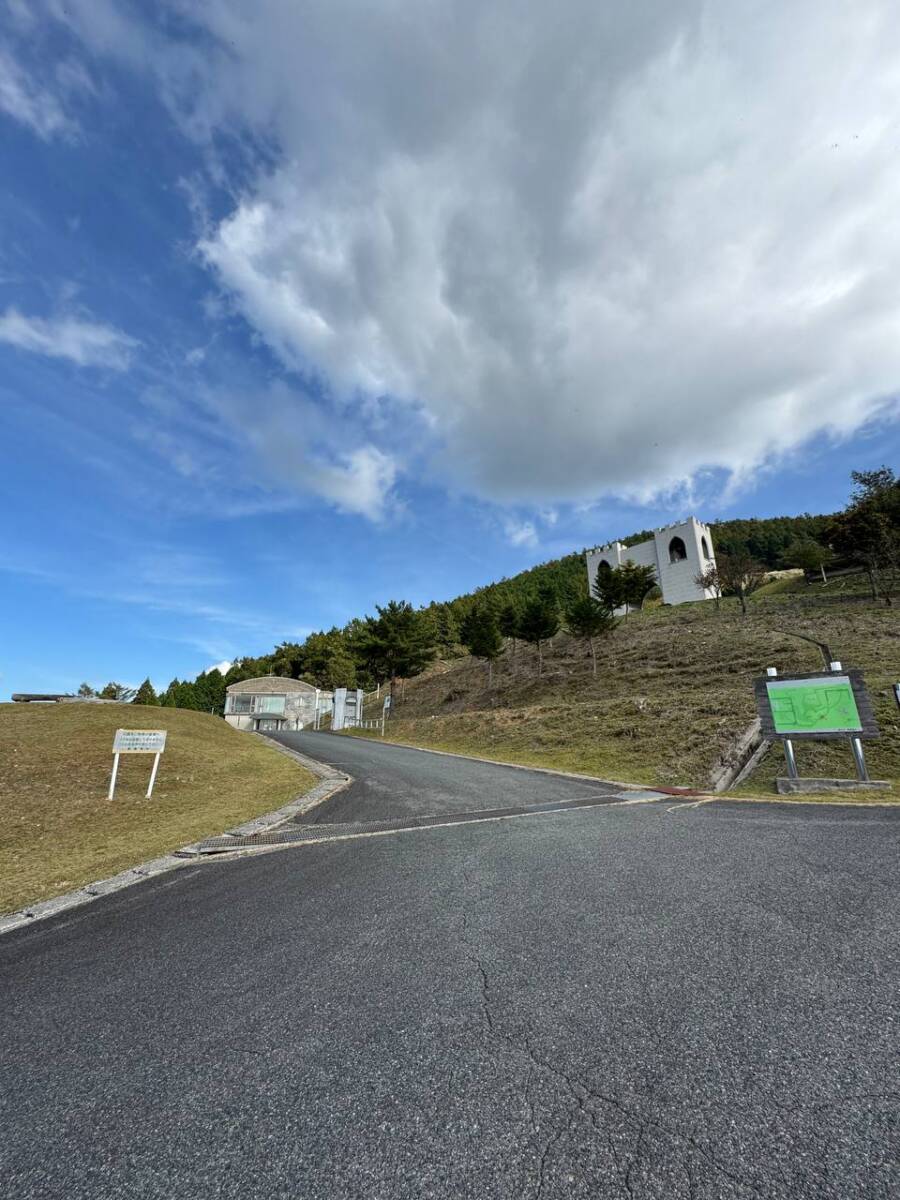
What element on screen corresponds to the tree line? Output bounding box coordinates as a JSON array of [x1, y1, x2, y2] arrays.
[[107, 468, 896, 710], [694, 466, 900, 612]]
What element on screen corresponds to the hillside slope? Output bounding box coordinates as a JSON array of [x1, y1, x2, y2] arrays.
[[0, 703, 316, 912], [356, 584, 900, 796]]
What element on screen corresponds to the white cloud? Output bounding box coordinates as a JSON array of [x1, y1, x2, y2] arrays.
[[0, 45, 73, 138], [53, 1, 900, 505], [504, 519, 538, 549], [192, 380, 400, 519], [0, 307, 137, 369], [206, 660, 232, 675]]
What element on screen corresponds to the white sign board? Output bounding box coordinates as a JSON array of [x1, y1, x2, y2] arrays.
[[383, 695, 391, 710], [109, 729, 167, 799], [113, 729, 167, 754]]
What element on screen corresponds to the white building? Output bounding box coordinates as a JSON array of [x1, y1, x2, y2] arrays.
[[224, 676, 330, 733], [585, 516, 717, 610]]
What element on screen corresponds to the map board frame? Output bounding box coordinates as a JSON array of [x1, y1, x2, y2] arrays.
[[753, 670, 879, 741]]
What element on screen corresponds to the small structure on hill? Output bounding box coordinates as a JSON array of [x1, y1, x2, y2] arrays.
[[585, 516, 717, 609], [224, 676, 330, 733]]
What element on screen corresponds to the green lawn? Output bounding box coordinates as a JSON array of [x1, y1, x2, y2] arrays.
[[0, 703, 316, 913]]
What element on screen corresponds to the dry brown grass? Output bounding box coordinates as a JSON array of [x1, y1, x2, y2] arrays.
[[0, 703, 315, 913], [354, 591, 900, 797]]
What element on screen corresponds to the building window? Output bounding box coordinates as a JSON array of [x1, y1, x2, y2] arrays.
[[701, 536, 711, 560], [668, 536, 687, 563], [228, 694, 286, 715]]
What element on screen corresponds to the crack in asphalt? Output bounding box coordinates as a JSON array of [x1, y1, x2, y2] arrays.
[[459, 891, 778, 1199]]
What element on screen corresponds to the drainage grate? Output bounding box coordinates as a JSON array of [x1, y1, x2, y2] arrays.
[[195, 789, 664, 853]]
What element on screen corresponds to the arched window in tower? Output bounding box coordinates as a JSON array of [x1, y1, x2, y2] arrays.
[[701, 536, 711, 560], [668, 536, 687, 563], [594, 560, 612, 596]]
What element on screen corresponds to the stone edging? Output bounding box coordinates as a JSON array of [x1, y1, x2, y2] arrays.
[[0, 740, 351, 939]]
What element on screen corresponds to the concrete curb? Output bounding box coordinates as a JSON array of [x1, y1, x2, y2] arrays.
[[0, 741, 351, 939]]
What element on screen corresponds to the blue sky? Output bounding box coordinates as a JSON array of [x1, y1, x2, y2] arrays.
[[1, 1, 899, 699]]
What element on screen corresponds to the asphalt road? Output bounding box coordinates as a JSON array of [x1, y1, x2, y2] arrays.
[[267, 729, 625, 822], [2, 738, 898, 1199]]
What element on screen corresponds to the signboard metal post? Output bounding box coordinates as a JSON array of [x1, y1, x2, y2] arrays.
[[767, 667, 798, 779], [109, 730, 167, 799]]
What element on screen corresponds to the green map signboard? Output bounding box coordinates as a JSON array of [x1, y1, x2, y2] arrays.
[[766, 676, 861, 735], [754, 669, 879, 741]]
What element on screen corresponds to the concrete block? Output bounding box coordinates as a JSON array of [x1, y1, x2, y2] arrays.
[[776, 777, 892, 794]]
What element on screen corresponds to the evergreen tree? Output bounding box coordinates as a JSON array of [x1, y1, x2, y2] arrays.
[[271, 641, 305, 677], [356, 600, 436, 705], [564, 596, 618, 676], [592, 562, 625, 611], [98, 681, 136, 701], [77, 682, 95, 697], [303, 629, 358, 689], [518, 596, 560, 676], [430, 603, 460, 655], [132, 678, 158, 705], [460, 605, 504, 684], [617, 562, 658, 612], [498, 600, 521, 658], [204, 668, 227, 714], [172, 680, 202, 710]]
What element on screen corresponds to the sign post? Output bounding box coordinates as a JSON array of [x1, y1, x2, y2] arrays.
[[382, 694, 391, 737], [109, 730, 167, 799], [753, 666, 889, 793]]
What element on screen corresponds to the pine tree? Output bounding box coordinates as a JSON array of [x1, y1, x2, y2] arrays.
[[132, 678, 158, 705], [460, 605, 504, 684], [592, 562, 625, 612], [498, 600, 521, 658], [617, 562, 658, 612], [518, 596, 560, 676], [357, 600, 436, 706], [440, 604, 461, 653], [98, 681, 136, 701], [564, 597, 617, 676]]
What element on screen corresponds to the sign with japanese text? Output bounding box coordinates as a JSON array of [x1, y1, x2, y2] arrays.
[[113, 729, 167, 754]]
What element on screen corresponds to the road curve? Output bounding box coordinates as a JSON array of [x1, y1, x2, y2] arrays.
[[267, 728, 628, 822]]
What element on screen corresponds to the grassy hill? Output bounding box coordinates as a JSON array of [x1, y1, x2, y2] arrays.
[[351, 577, 900, 800], [0, 703, 316, 913]]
